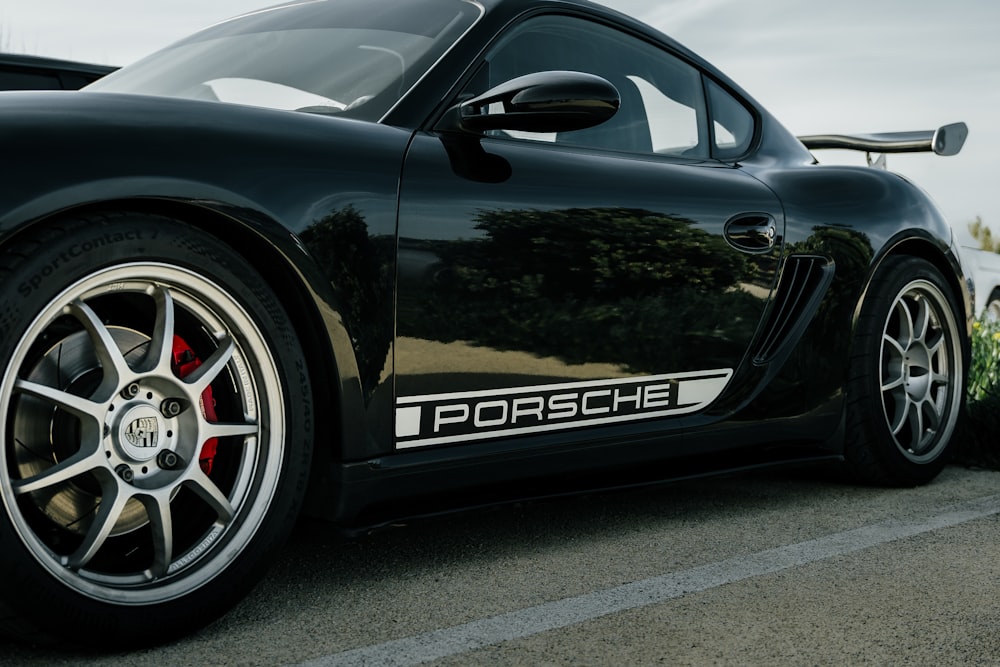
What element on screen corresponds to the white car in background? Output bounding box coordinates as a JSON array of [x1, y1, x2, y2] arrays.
[[960, 242, 1000, 322]]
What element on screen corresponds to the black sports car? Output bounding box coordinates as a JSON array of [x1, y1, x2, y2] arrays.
[[0, 0, 972, 645]]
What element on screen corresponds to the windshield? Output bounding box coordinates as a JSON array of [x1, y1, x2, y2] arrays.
[[87, 0, 482, 121]]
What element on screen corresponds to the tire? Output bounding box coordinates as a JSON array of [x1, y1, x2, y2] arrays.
[[844, 255, 965, 486], [986, 288, 1000, 323], [0, 213, 312, 646]]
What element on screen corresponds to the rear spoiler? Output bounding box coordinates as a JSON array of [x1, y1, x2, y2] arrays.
[[798, 122, 968, 168]]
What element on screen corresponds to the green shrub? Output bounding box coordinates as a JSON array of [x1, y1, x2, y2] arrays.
[[958, 317, 1000, 468], [968, 319, 1000, 401]]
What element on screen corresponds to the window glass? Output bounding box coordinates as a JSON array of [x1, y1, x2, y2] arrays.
[[470, 16, 708, 158], [707, 79, 754, 159], [628, 76, 700, 155], [0, 68, 62, 90], [88, 0, 481, 121], [59, 73, 100, 90]]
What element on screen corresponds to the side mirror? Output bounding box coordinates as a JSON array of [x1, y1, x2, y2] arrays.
[[446, 70, 620, 134]]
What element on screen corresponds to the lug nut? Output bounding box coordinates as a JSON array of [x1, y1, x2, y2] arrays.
[[115, 464, 134, 483], [161, 399, 183, 418], [157, 450, 183, 470], [120, 383, 140, 400]]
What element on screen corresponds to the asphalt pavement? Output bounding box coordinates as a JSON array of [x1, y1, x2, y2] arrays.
[[3, 464, 999, 665]]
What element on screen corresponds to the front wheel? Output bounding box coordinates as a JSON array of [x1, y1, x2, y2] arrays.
[[844, 255, 966, 486], [0, 214, 312, 645]]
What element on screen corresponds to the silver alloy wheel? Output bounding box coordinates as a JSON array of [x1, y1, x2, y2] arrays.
[[878, 278, 962, 463], [0, 262, 285, 603]]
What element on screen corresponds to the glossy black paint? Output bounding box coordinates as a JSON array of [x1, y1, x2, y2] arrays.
[[0, 91, 406, 465], [455, 70, 621, 132], [395, 134, 782, 391], [0, 0, 971, 526]]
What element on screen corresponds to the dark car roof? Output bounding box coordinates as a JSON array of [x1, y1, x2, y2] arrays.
[[0, 53, 117, 91]]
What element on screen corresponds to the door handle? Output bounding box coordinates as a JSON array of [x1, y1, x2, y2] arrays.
[[724, 213, 778, 253]]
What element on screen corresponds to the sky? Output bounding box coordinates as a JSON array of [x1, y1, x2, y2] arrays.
[[1, 0, 997, 245]]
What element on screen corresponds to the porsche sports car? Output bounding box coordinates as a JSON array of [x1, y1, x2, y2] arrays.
[[0, 0, 972, 645]]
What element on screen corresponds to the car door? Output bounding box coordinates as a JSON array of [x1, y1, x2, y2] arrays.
[[394, 13, 784, 452]]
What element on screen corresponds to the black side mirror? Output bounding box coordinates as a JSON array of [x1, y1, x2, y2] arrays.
[[443, 70, 620, 134]]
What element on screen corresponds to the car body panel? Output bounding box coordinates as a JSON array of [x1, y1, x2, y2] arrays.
[[0, 90, 411, 463], [395, 133, 784, 447]]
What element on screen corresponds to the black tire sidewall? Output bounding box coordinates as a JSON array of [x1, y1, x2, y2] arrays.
[[0, 213, 313, 645]]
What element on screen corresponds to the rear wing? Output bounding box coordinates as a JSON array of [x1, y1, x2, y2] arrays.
[[798, 122, 968, 169]]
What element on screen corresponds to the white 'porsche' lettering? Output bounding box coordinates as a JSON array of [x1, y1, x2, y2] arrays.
[[432, 383, 675, 431], [581, 389, 611, 415], [474, 400, 508, 428], [434, 404, 469, 432], [548, 393, 578, 419], [400, 369, 731, 449], [643, 383, 672, 409], [613, 386, 642, 411], [512, 397, 544, 424]]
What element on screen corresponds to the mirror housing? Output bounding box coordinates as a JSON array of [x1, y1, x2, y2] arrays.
[[447, 70, 620, 134]]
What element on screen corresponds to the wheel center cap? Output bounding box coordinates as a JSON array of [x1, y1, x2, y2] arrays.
[[118, 405, 166, 462]]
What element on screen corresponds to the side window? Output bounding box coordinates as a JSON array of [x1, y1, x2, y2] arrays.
[[0, 67, 61, 91], [468, 15, 709, 159], [707, 79, 755, 159], [59, 72, 101, 90], [628, 73, 701, 156]]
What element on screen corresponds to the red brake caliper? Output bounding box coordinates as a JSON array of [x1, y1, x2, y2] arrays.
[[171, 336, 219, 475]]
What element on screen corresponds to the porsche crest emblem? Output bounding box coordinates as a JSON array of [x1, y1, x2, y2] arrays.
[[124, 416, 159, 448]]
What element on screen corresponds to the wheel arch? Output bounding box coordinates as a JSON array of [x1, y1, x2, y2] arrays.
[[858, 236, 973, 343], [853, 235, 973, 382], [0, 198, 364, 519]]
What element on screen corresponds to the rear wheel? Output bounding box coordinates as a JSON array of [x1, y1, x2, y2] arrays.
[[844, 255, 965, 485], [0, 214, 312, 645]]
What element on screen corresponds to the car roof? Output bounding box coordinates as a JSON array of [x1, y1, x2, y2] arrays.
[[0, 53, 117, 77]]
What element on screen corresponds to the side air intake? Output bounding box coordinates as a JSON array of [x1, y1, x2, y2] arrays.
[[752, 255, 834, 365]]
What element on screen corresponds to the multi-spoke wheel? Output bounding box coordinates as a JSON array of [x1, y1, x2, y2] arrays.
[[0, 214, 312, 645], [845, 255, 966, 485]]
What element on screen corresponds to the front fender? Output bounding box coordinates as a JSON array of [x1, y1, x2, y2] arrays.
[[0, 92, 414, 463]]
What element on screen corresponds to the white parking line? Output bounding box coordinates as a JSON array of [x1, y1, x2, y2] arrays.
[[294, 494, 1000, 667]]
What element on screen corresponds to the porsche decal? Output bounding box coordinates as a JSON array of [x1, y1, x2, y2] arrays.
[[395, 369, 733, 449]]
